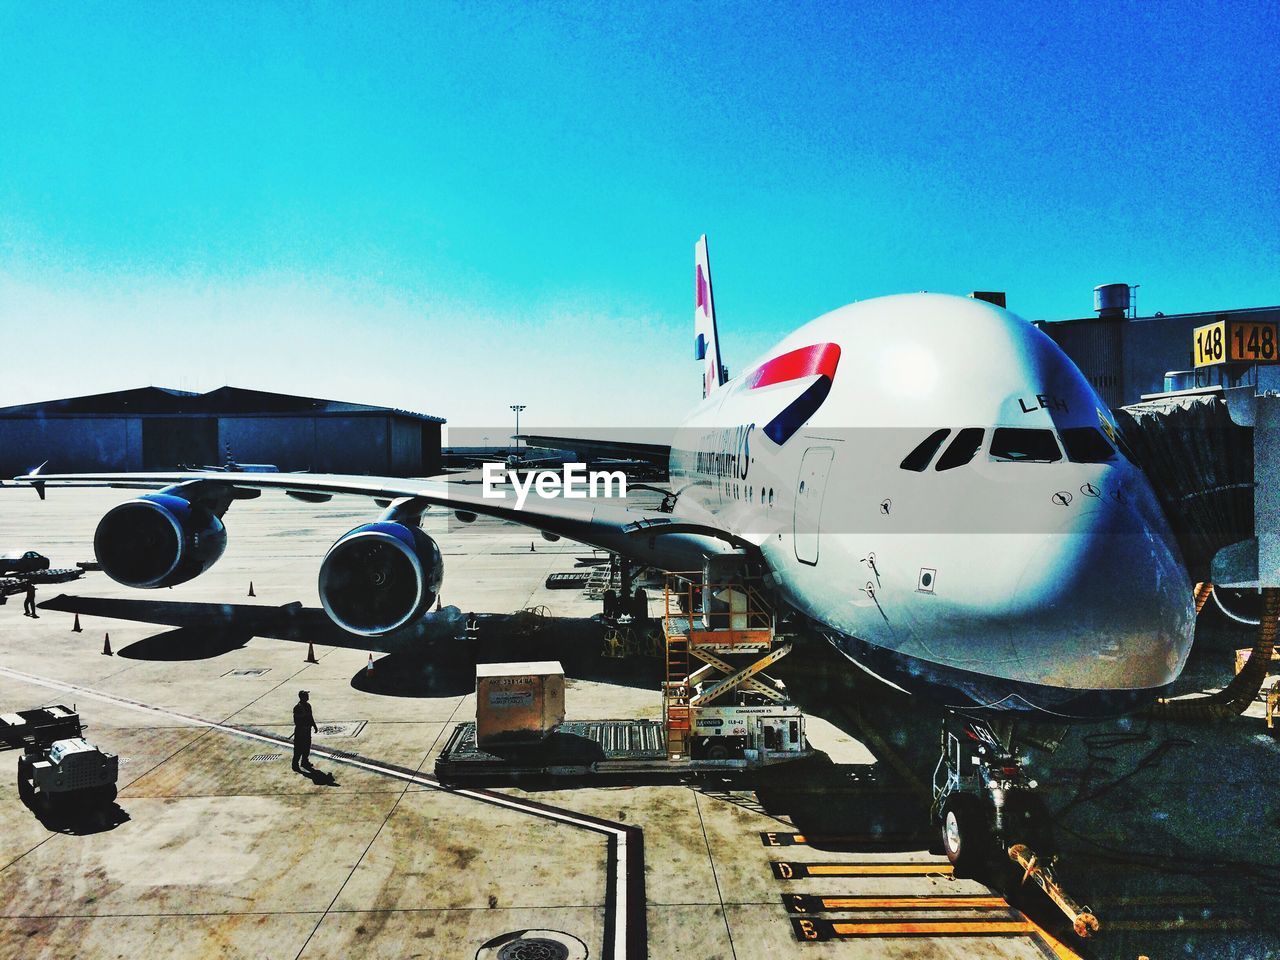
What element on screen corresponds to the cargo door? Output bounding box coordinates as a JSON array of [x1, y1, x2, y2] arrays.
[[793, 446, 834, 565]]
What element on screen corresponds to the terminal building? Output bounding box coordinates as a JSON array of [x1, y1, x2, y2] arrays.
[[1034, 284, 1280, 408], [0, 386, 444, 478]]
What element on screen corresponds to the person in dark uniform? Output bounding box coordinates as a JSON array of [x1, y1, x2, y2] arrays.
[[23, 582, 38, 618], [292, 690, 318, 771]]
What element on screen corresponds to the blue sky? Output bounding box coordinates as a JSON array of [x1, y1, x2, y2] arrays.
[[1, 1, 1276, 429]]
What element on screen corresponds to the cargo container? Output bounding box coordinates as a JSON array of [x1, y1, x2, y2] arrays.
[[475, 661, 565, 745]]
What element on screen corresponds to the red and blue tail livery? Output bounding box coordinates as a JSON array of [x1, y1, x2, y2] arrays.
[[747, 343, 841, 444], [694, 235, 726, 399]]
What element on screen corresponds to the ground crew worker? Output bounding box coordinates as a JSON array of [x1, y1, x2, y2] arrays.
[[23, 582, 38, 618], [292, 690, 318, 771]]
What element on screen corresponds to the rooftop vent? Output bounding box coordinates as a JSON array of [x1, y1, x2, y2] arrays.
[[1094, 283, 1130, 319]]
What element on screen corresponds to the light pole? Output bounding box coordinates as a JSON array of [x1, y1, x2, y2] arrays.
[[510, 405, 526, 449]]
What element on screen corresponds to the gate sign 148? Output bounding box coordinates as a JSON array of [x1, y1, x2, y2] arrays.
[[1193, 319, 1280, 368]]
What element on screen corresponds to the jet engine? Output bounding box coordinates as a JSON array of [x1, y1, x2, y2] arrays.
[[318, 521, 443, 636], [94, 492, 228, 589]]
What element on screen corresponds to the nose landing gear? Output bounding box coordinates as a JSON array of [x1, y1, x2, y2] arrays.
[[931, 713, 1098, 939]]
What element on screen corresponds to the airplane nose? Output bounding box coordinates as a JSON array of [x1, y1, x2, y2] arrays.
[[1013, 499, 1194, 692]]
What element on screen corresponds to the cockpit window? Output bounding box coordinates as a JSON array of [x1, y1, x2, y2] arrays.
[[990, 428, 1062, 463], [900, 429, 951, 472], [1059, 427, 1117, 463], [935, 428, 985, 471]]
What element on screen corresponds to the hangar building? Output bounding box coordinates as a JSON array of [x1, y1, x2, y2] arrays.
[[0, 386, 444, 478], [1034, 284, 1280, 408]]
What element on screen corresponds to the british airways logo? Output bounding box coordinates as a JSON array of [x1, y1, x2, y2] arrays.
[[747, 342, 841, 444], [695, 424, 753, 481], [694, 264, 711, 361]]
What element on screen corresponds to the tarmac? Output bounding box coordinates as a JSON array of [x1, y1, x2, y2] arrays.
[[0, 487, 1278, 960]]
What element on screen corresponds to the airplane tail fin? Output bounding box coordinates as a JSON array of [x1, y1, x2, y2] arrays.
[[694, 234, 727, 398]]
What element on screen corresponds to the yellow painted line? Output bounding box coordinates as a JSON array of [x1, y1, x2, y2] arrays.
[[1024, 918, 1086, 960], [812, 895, 1086, 958], [808, 863, 953, 876], [819, 896, 1009, 910], [764, 831, 918, 847], [830, 920, 1037, 936]]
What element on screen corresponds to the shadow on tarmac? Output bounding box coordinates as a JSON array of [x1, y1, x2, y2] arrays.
[[37, 594, 388, 652], [20, 794, 131, 836], [746, 755, 933, 850], [37, 594, 662, 696], [351, 652, 475, 698], [353, 616, 664, 698], [300, 767, 339, 787], [115, 626, 252, 660]]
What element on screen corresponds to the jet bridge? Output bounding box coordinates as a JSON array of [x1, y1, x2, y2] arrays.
[[1117, 379, 1280, 718]]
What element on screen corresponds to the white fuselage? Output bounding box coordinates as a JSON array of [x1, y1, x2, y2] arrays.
[[669, 293, 1193, 720]]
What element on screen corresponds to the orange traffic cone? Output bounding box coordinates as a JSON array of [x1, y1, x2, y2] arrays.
[[102, 633, 113, 656], [366, 653, 374, 674], [530, 541, 536, 552], [248, 581, 256, 597], [72, 613, 82, 633], [436, 595, 442, 612], [305, 641, 318, 664]]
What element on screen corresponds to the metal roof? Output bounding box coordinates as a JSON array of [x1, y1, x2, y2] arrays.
[[0, 386, 445, 422], [1036, 304, 1280, 328]]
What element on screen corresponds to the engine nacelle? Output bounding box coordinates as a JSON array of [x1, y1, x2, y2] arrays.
[[94, 493, 228, 589], [318, 521, 443, 636]]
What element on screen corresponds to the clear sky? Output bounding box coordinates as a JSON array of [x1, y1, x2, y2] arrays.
[[1, 2, 1276, 430]]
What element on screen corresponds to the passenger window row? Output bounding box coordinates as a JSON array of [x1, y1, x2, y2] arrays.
[[899, 425, 1118, 472]]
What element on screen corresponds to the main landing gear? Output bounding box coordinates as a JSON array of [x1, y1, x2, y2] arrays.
[[602, 586, 649, 623], [601, 557, 650, 623], [931, 713, 1099, 938]]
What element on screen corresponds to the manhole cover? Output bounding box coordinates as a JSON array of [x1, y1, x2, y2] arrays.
[[476, 929, 587, 960], [497, 940, 568, 960]]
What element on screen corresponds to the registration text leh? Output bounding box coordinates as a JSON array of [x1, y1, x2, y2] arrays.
[[481, 462, 627, 509]]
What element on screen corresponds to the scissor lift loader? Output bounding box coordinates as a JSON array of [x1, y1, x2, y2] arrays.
[[663, 563, 812, 767]]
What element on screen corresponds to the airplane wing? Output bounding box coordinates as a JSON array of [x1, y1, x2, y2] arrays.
[[12, 470, 746, 570]]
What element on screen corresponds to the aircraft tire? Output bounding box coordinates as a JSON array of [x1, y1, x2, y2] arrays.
[[16, 756, 33, 804], [632, 588, 648, 622], [941, 794, 989, 874]]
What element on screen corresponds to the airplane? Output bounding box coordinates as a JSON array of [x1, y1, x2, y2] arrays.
[[182, 442, 280, 474], [11, 235, 1194, 874]]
